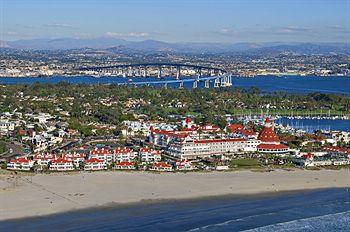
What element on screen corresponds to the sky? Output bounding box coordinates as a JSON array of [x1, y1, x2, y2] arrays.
[[1, 0, 350, 43]]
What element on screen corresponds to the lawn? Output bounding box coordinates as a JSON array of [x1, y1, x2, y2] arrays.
[[230, 158, 261, 169]]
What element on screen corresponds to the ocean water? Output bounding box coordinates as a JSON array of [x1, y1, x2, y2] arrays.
[[276, 117, 350, 132], [0, 75, 349, 95], [233, 76, 350, 95], [1, 188, 350, 232]]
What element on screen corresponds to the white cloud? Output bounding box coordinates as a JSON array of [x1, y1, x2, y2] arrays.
[[105, 32, 150, 38], [43, 23, 76, 29], [215, 28, 237, 37], [279, 26, 313, 33]]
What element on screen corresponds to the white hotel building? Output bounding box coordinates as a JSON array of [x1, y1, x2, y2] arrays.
[[168, 138, 260, 160]]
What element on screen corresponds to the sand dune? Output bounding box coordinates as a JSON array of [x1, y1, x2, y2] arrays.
[[0, 169, 349, 221]]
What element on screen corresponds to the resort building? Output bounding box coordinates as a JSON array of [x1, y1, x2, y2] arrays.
[[323, 146, 350, 157], [149, 119, 220, 147], [49, 158, 74, 171], [139, 147, 162, 162], [292, 153, 333, 167], [89, 148, 114, 164], [84, 158, 107, 171], [62, 152, 86, 165], [114, 147, 136, 162], [149, 128, 189, 147], [33, 153, 59, 166], [167, 138, 260, 160], [7, 157, 34, 171], [227, 123, 257, 139], [256, 118, 289, 154]]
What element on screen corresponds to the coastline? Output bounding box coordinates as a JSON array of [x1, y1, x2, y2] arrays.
[[0, 188, 326, 223], [1, 169, 350, 221]]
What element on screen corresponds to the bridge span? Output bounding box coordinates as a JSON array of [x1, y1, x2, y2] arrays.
[[77, 63, 231, 88], [123, 75, 232, 89]]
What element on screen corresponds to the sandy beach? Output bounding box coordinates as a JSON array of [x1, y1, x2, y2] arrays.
[[0, 169, 349, 221]]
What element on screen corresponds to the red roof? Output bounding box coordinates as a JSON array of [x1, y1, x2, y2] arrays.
[[176, 160, 192, 165], [185, 117, 192, 123], [194, 138, 246, 144], [140, 147, 152, 152], [302, 153, 314, 159], [152, 127, 207, 138], [152, 129, 179, 136], [140, 147, 160, 154], [172, 133, 190, 139], [227, 124, 255, 136], [86, 158, 105, 163], [227, 124, 245, 132], [257, 143, 288, 150], [117, 161, 135, 166], [10, 157, 30, 163], [114, 147, 133, 154], [153, 162, 172, 168], [323, 146, 350, 154], [181, 127, 197, 132], [90, 148, 112, 155], [258, 126, 279, 143], [243, 129, 255, 136]]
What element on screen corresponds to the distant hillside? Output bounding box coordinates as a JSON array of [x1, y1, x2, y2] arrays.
[[5, 37, 128, 50], [0, 40, 12, 48], [1, 37, 350, 55], [246, 43, 350, 55]]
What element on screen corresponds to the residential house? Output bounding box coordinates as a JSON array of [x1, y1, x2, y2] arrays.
[[84, 158, 107, 171], [7, 157, 34, 171], [49, 158, 74, 171]]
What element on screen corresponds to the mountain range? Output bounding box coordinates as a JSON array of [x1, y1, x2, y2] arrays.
[[1, 37, 350, 55]]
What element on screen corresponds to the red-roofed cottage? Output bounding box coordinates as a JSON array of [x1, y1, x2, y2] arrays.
[[114, 147, 136, 162], [149, 162, 173, 172], [49, 158, 74, 171], [114, 161, 136, 170], [84, 158, 107, 171], [139, 147, 162, 162], [7, 157, 34, 171], [89, 148, 113, 163]]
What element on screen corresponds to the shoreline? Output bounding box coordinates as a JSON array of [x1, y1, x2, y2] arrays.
[[1, 169, 350, 221], [1, 188, 330, 223]]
